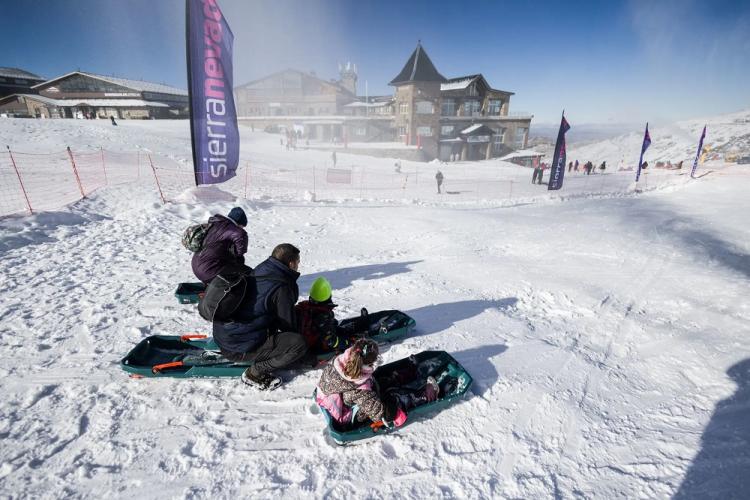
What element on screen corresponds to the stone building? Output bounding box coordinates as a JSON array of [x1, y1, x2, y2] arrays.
[[0, 67, 45, 99], [0, 71, 188, 119], [231, 43, 534, 161], [390, 44, 532, 161], [232, 65, 393, 142]]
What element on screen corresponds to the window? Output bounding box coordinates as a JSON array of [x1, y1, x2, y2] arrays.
[[488, 99, 502, 115], [356, 127, 367, 136], [441, 125, 455, 136], [515, 127, 527, 146], [468, 83, 479, 96], [417, 126, 432, 137], [463, 100, 480, 116], [441, 99, 456, 116], [399, 102, 409, 114], [397, 126, 407, 136], [416, 101, 434, 114], [493, 129, 506, 152]]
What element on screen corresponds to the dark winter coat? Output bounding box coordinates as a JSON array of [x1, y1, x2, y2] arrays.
[[191, 215, 248, 283], [212, 257, 300, 355]]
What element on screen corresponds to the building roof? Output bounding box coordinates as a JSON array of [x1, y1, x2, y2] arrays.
[[441, 75, 481, 91], [460, 123, 495, 136], [32, 71, 188, 96], [235, 68, 355, 96], [499, 149, 544, 160], [441, 73, 515, 96], [0, 67, 45, 81], [0, 94, 169, 107], [389, 43, 447, 85]]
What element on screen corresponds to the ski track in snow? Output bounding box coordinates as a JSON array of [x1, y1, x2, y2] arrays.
[[1, 117, 749, 498]]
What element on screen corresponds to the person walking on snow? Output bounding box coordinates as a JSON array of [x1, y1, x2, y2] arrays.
[[212, 243, 308, 390], [435, 170, 444, 193], [110, 115, 117, 126], [191, 207, 249, 284]]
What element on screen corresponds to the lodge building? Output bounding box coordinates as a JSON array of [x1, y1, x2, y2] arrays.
[[0, 71, 188, 119], [234, 43, 533, 161]]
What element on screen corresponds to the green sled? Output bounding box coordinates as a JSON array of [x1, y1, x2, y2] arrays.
[[175, 282, 206, 304], [314, 350, 473, 445], [120, 310, 415, 378]]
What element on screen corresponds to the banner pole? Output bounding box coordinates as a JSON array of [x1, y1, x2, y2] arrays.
[[148, 154, 166, 204], [185, 0, 199, 187], [66, 146, 86, 199], [6, 146, 33, 215], [244, 160, 249, 199], [100, 146, 109, 185]]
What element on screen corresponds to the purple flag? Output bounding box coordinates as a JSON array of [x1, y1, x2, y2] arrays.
[[547, 114, 571, 190], [635, 123, 651, 182], [690, 125, 707, 178], [186, 0, 239, 185]]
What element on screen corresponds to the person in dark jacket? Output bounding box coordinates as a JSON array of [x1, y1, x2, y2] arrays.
[[435, 170, 444, 193], [191, 207, 249, 284], [212, 243, 307, 390]]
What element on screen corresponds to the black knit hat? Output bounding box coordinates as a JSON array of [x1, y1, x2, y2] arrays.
[[227, 207, 247, 227]]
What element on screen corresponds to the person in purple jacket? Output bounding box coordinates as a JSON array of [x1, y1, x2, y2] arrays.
[[191, 207, 249, 284]]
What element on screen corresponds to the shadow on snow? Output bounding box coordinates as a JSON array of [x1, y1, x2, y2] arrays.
[[675, 358, 750, 498]]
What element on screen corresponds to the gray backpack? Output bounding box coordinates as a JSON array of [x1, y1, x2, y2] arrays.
[[182, 223, 212, 252]]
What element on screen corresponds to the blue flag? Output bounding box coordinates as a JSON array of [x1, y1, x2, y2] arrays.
[[690, 125, 707, 178], [635, 123, 651, 182], [547, 114, 571, 191], [186, 0, 240, 185]]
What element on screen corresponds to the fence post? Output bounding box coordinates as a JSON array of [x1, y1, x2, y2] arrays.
[[100, 147, 109, 185], [6, 146, 33, 215], [148, 154, 166, 204], [66, 146, 86, 199], [244, 160, 250, 199]]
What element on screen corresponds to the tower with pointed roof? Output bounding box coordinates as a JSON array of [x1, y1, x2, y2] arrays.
[[338, 62, 357, 95], [389, 42, 446, 158]]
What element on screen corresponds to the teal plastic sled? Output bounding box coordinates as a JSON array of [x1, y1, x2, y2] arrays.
[[175, 282, 206, 304], [120, 310, 415, 378], [314, 350, 473, 445]]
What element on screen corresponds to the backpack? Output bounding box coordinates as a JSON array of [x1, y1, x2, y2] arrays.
[[182, 223, 212, 252], [198, 267, 255, 322]]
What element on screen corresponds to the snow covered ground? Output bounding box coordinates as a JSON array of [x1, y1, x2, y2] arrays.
[[0, 115, 749, 498]]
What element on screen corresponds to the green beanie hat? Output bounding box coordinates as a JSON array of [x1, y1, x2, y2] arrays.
[[309, 277, 332, 302]]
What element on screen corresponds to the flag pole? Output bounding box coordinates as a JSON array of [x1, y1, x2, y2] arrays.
[[185, 0, 199, 186]]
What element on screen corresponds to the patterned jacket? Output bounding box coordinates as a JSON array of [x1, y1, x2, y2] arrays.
[[316, 348, 383, 423]]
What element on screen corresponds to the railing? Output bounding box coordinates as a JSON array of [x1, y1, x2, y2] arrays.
[[0, 145, 710, 219]]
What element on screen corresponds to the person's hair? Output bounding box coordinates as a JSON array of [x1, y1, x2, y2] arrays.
[[271, 243, 300, 266], [343, 339, 379, 379]]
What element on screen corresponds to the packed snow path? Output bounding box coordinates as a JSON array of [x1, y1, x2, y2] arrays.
[[1, 121, 749, 498]]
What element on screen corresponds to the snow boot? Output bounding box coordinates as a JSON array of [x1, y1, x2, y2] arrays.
[[241, 368, 282, 390], [424, 376, 439, 403]]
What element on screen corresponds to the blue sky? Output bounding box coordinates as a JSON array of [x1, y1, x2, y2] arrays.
[[3, 0, 749, 123]]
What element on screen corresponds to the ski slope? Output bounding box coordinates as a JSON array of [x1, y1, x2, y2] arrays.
[[0, 116, 749, 498]]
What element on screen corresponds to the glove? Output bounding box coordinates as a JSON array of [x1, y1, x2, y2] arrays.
[[381, 408, 407, 428]]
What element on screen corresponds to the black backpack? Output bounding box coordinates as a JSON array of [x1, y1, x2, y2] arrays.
[[198, 266, 256, 322]]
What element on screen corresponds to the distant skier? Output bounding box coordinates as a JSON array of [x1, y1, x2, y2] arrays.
[[568, 161, 573, 173], [574, 159, 579, 172], [110, 115, 117, 126], [531, 165, 540, 184], [435, 170, 444, 193], [332, 150, 337, 167], [599, 161, 606, 172]]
